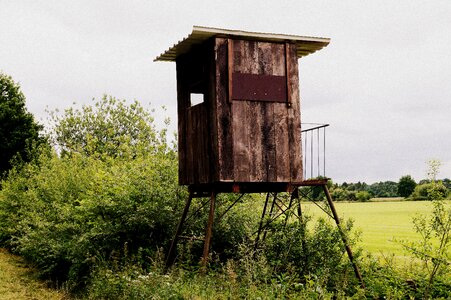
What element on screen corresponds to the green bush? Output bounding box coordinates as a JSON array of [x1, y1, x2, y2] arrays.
[[411, 182, 448, 200], [356, 191, 371, 202], [330, 188, 349, 201], [0, 148, 183, 285], [262, 217, 361, 292], [86, 217, 359, 300], [330, 188, 369, 201], [0, 97, 185, 287]]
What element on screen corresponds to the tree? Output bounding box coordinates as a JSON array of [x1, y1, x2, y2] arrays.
[[0, 72, 44, 178], [48, 95, 172, 159], [412, 160, 449, 200], [368, 181, 398, 198], [398, 175, 416, 198], [426, 159, 441, 182]]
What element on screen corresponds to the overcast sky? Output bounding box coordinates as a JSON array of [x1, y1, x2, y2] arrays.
[[1, 1, 450, 183]]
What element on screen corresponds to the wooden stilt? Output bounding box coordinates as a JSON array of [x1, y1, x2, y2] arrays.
[[261, 193, 277, 243], [200, 191, 216, 273], [322, 185, 365, 288], [297, 192, 303, 221], [254, 192, 271, 250], [284, 188, 298, 227], [165, 191, 193, 269]]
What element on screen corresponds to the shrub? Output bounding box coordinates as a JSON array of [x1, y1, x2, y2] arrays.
[[330, 188, 349, 201], [0, 97, 185, 288], [398, 200, 451, 299], [0, 147, 184, 285], [356, 191, 371, 202], [263, 217, 361, 292], [411, 182, 448, 200]]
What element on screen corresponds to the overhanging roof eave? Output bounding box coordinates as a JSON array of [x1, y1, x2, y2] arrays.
[[154, 26, 330, 62]]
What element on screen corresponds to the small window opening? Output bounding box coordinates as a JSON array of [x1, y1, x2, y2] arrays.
[[190, 93, 204, 106]]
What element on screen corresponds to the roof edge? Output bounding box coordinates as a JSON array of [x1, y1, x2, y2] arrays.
[[192, 26, 331, 44], [154, 26, 330, 62]]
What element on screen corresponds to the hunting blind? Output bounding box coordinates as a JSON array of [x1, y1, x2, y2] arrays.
[[155, 26, 329, 189], [155, 27, 364, 286]]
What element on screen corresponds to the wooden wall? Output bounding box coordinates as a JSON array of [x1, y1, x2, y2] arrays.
[[215, 38, 302, 183], [176, 41, 217, 185], [176, 37, 303, 185]]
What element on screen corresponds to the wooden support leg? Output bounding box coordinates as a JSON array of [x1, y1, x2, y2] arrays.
[[284, 188, 298, 227], [261, 193, 277, 243], [254, 192, 271, 251], [200, 191, 216, 273], [297, 193, 303, 222], [165, 191, 193, 269], [322, 185, 365, 289]]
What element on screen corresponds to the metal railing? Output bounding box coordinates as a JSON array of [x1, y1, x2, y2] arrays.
[[301, 123, 329, 180]]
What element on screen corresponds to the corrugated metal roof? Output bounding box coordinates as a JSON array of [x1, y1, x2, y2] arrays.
[[154, 26, 330, 62]]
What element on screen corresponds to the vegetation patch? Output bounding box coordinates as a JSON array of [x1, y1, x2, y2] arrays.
[[0, 88, 449, 299], [303, 200, 440, 256], [0, 248, 67, 300]]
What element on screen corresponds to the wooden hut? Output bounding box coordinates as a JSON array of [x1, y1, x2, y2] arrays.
[[155, 26, 329, 189]]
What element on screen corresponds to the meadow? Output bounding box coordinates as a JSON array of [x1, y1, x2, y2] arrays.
[[302, 200, 441, 257]]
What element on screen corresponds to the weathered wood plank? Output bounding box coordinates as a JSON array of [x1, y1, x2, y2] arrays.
[[286, 43, 303, 182], [194, 106, 203, 183], [258, 42, 273, 75], [246, 40, 263, 181], [215, 38, 234, 181], [231, 39, 257, 182], [207, 38, 219, 182], [185, 107, 194, 184], [232, 100, 250, 181], [203, 104, 212, 183], [268, 43, 291, 182], [256, 41, 273, 182], [273, 43, 286, 76], [248, 101, 264, 181], [262, 103, 276, 181], [228, 39, 233, 103], [176, 58, 188, 184], [284, 42, 292, 107], [201, 105, 209, 183], [274, 102, 290, 181]]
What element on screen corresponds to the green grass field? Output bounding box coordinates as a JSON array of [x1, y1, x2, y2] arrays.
[[301, 200, 446, 258]]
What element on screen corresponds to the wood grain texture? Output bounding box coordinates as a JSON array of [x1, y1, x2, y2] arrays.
[[176, 58, 188, 184], [176, 42, 216, 184], [215, 38, 234, 181], [232, 101, 250, 181], [248, 101, 264, 181], [227, 39, 233, 103], [208, 38, 219, 182], [286, 43, 303, 182], [274, 102, 290, 181]]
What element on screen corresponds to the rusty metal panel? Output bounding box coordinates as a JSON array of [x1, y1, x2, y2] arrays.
[[232, 73, 287, 102]]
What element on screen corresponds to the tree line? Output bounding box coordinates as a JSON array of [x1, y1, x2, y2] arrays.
[[327, 175, 450, 202]]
